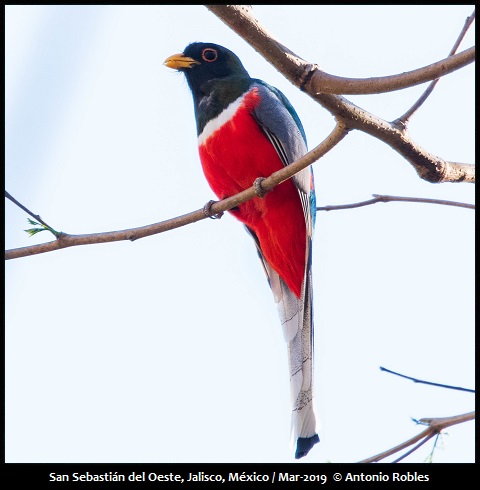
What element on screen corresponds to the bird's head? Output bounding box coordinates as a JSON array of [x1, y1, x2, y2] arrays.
[[164, 42, 250, 92]]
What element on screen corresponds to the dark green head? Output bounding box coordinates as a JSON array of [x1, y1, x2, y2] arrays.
[[165, 42, 250, 92]]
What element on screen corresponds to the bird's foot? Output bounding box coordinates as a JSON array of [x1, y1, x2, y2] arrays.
[[202, 200, 224, 219], [253, 177, 269, 198]]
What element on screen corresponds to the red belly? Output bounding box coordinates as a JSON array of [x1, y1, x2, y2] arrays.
[[198, 89, 306, 298]]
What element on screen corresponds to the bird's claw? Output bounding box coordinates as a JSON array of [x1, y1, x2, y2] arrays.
[[253, 177, 268, 198], [202, 200, 224, 219]]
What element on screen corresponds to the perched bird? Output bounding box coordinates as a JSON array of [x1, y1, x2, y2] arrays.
[[164, 42, 319, 459]]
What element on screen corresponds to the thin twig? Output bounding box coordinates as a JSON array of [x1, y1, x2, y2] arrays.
[[380, 366, 474, 393], [317, 194, 475, 212], [5, 191, 58, 233], [395, 9, 476, 127], [391, 432, 436, 463]]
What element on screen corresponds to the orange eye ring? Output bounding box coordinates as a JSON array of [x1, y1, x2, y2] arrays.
[[202, 48, 218, 62]]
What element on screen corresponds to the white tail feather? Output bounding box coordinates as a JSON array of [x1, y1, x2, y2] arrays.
[[266, 260, 317, 441]]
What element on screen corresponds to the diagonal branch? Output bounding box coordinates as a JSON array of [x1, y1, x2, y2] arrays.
[[391, 432, 438, 463], [206, 5, 475, 96], [380, 366, 475, 393], [206, 5, 475, 184], [4, 124, 348, 260], [395, 9, 476, 127], [312, 94, 474, 183], [5, 191, 60, 236], [358, 411, 475, 463]]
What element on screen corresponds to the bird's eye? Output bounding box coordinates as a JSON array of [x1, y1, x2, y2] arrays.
[[202, 48, 218, 62]]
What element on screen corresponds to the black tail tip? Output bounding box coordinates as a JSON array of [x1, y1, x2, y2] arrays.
[[295, 434, 320, 459]]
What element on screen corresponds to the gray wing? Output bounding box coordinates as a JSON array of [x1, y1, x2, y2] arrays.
[[251, 81, 314, 238]]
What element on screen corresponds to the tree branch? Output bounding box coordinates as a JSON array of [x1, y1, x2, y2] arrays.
[[306, 46, 475, 96], [391, 432, 438, 463], [358, 411, 475, 463], [314, 95, 474, 183], [9, 186, 473, 260], [317, 194, 475, 212], [395, 9, 476, 127], [206, 5, 475, 184], [380, 366, 475, 393], [5, 124, 348, 260], [206, 5, 475, 95]]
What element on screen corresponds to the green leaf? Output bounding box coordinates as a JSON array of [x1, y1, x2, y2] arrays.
[[24, 227, 48, 237], [24, 218, 60, 238]]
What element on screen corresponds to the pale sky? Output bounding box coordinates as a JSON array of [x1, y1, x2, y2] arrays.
[[5, 5, 474, 463]]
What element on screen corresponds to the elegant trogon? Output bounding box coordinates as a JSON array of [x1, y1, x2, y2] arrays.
[[164, 42, 319, 459]]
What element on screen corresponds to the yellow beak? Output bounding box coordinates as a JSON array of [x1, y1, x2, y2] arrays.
[[164, 53, 200, 70]]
